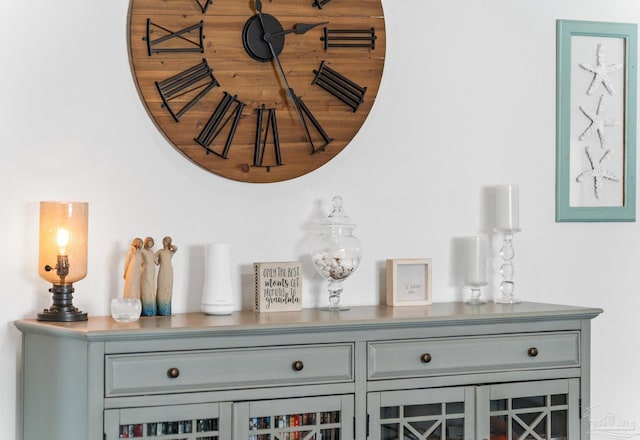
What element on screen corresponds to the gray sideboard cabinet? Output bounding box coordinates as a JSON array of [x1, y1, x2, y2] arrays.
[[15, 301, 602, 440]]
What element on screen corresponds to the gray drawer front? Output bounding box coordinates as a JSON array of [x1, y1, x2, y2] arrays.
[[106, 344, 353, 396], [368, 332, 579, 380]]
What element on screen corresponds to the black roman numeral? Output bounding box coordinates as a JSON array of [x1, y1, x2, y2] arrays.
[[254, 105, 283, 171], [194, 0, 212, 13], [155, 60, 220, 121], [195, 92, 245, 158], [321, 28, 377, 50], [295, 96, 332, 153], [312, 0, 332, 9], [145, 20, 205, 56], [312, 61, 367, 112]]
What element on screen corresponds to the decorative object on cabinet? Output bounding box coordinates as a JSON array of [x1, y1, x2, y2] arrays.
[[494, 185, 521, 304], [556, 19, 637, 222], [253, 261, 302, 312], [385, 258, 432, 306], [155, 236, 178, 316], [123, 237, 143, 300], [202, 243, 235, 315], [140, 237, 157, 316], [37, 201, 89, 322], [15, 302, 602, 440], [128, 0, 385, 183], [111, 298, 142, 322], [310, 196, 361, 311], [463, 236, 487, 305]]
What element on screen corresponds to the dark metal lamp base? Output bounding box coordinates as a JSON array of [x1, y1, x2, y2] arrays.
[[37, 283, 88, 322]]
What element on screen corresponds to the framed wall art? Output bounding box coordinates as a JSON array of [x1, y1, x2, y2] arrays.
[[556, 19, 637, 222], [386, 258, 432, 306]]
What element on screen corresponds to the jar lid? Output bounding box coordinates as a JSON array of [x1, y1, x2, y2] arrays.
[[317, 196, 356, 227]]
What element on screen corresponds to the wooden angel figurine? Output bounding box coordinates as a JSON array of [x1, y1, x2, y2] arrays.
[[123, 238, 143, 299], [140, 237, 157, 316], [155, 236, 178, 315]]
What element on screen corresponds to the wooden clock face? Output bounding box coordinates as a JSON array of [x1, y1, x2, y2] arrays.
[[128, 0, 386, 183]]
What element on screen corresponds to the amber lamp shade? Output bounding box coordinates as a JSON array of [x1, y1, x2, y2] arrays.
[[37, 201, 88, 321]]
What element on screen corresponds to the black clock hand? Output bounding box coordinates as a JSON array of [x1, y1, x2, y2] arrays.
[[254, 0, 268, 30], [253, 0, 293, 91], [269, 22, 329, 38], [254, 0, 315, 146]]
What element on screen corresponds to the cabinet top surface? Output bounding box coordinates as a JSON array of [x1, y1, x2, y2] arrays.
[[14, 302, 602, 341]]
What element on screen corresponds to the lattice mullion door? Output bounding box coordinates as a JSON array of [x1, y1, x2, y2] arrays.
[[476, 378, 580, 440], [104, 402, 230, 440], [368, 386, 475, 440], [234, 394, 354, 440]]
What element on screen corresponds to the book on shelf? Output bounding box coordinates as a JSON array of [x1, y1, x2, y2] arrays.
[[293, 414, 300, 440]]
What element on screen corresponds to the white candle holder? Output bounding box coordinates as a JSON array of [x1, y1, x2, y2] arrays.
[[495, 229, 521, 304], [465, 282, 488, 305], [463, 235, 488, 305]]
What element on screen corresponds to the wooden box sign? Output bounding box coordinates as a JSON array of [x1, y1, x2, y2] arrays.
[[386, 259, 432, 307], [254, 262, 303, 312]]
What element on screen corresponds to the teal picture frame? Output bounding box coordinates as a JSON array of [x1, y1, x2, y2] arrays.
[[556, 20, 637, 222]]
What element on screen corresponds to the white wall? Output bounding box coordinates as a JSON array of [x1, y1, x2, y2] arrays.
[[2, 0, 639, 437]]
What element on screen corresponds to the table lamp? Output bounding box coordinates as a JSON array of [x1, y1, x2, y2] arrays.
[[37, 201, 88, 321]]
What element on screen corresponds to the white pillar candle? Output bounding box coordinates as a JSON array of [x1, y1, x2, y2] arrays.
[[464, 236, 487, 285], [495, 184, 520, 230]]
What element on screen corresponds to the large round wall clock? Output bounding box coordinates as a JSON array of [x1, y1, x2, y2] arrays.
[[128, 0, 386, 183]]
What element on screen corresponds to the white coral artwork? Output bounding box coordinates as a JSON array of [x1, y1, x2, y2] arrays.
[[578, 94, 620, 149], [576, 146, 620, 199], [579, 43, 623, 95]]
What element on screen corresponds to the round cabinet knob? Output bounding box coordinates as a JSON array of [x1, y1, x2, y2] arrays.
[[420, 353, 432, 363], [292, 360, 304, 371], [528, 347, 539, 357], [167, 367, 180, 378]]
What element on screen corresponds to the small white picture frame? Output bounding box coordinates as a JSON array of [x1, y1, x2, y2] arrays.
[[386, 258, 432, 306]]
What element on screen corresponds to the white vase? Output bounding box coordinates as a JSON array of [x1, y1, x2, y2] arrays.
[[201, 243, 235, 315]]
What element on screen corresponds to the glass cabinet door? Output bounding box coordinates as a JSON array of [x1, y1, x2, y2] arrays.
[[368, 386, 475, 440], [104, 402, 230, 440], [476, 379, 580, 440], [233, 395, 354, 440]]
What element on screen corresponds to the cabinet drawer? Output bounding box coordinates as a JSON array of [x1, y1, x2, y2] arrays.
[[106, 343, 353, 396], [368, 332, 579, 380]]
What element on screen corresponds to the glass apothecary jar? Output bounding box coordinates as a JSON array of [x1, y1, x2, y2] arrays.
[[310, 196, 361, 310]]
